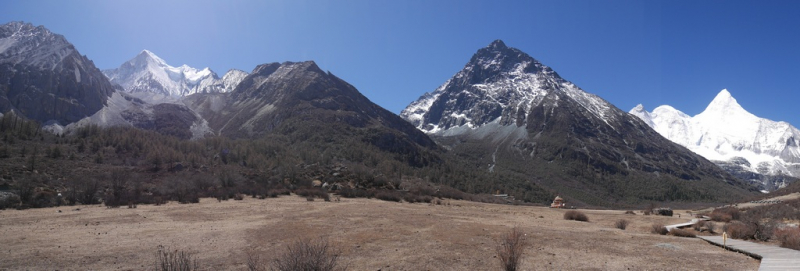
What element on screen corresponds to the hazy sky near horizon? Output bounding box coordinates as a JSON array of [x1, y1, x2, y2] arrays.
[[3, 0, 799, 125]]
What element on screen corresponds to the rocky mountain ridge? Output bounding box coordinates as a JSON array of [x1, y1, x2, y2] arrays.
[[0, 21, 114, 125], [402, 40, 759, 205]]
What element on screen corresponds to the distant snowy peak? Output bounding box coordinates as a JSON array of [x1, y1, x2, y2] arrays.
[[0, 21, 76, 70], [104, 50, 238, 97], [400, 39, 617, 134], [630, 89, 800, 178], [221, 69, 248, 92]]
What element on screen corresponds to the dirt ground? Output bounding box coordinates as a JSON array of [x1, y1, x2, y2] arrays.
[[0, 196, 759, 270]]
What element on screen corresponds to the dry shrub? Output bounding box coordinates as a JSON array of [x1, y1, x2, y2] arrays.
[[402, 193, 433, 203], [496, 227, 527, 271], [246, 250, 266, 271], [724, 222, 756, 240], [337, 187, 373, 199], [271, 238, 343, 271], [233, 193, 244, 200], [375, 191, 402, 202], [563, 210, 589, 222], [643, 203, 655, 215], [651, 224, 668, 235], [624, 210, 636, 215], [295, 188, 330, 201], [669, 228, 696, 238], [775, 227, 800, 250], [693, 220, 715, 234], [614, 219, 630, 230], [711, 213, 732, 223], [711, 207, 740, 222], [154, 245, 199, 271], [267, 188, 290, 198]]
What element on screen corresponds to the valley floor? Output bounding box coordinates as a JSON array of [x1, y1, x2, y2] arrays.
[[0, 196, 759, 270]]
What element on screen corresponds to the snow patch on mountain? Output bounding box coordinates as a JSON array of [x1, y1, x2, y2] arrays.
[[631, 89, 800, 179]]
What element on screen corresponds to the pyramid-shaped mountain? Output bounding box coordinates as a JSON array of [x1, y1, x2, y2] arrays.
[[402, 40, 758, 206], [103, 50, 247, 97]]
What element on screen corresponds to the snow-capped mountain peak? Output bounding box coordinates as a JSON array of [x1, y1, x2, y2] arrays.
[[630, 89, 800, 190], [401, 39, 617, 135], [103, 50, 243, 97], [699, 89, 752, 119]]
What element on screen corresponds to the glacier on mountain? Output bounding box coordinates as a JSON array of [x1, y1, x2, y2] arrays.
[[630, 89, 800, 187], [103, 50, 247, 97]]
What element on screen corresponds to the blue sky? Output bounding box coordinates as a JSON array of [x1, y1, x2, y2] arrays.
[[3, 0, 799, 125]]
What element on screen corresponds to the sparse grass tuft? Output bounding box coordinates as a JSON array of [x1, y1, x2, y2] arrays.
[[563, 210, 589, 222], [614, 219, 630, 230], [496, 227, 527, 271], [669, 228, 696, 238], [651, 224, 668, 235], [271, 238, 343, 271], [154, 245, 199, 271]]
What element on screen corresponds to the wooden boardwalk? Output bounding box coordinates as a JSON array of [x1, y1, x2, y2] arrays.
[[665, 218, 705, 231], [698, 236, 800, 271], [665, 219, 800, 270]]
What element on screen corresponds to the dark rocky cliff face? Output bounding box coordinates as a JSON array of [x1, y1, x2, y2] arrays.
[[0, 22, 113, 124]]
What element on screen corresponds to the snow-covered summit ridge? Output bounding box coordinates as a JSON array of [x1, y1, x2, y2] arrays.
[[400, 39, 618, 134], [0, 21, 76, 70], [103, 50, 247, 97], [631, 89, 800, 178]]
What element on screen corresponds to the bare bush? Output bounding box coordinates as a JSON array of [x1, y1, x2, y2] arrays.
[[693, 220, 715, 234], [271, 238, 343, 271], [154, 245, 199, 271], [614, 219, 630, 230], [496, 227, 527, 271], [246, 250, 266, 271], [711, 207, 740, 222], [337, 187, 373, 199], [296, 188, 330, 201], [375, 191, 402, 202], [651, 224, 668, 235], [563, 210, 589, 222], [643, 202, 655, 215], [775, 227, 800, 250], [724, 222, 755, 240], [624, 210, 635, 215], [669, 228, 696, 238]]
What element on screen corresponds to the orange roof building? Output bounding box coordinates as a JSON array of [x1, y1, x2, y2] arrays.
[[550, 196, 565, 208]]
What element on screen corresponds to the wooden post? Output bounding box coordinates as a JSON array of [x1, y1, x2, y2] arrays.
[[723, 231, 728, 248]]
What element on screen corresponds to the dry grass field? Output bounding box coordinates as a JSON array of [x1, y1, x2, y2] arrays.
[[0, 196, 759, 270]]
